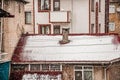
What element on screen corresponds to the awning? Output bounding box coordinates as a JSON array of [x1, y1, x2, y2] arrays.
[[0, 9, 14, 18]]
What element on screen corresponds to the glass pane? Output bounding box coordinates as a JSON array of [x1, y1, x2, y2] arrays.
[[75, 66, 82, 70], [30, 64, 40, 71], [42, 64, 49, 71], [84, 71, 92, 80], [75, 71, 82, 80], [50, 64, 60, 71]]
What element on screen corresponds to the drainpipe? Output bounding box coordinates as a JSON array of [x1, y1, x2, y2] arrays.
[[104, 62, 113, 80], [0, 0, 4, 53]]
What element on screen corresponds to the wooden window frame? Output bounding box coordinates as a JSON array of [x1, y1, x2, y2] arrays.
[[38, 24, 51, 34], [38, 0, 51, 12], [53, 0, 60, 11]]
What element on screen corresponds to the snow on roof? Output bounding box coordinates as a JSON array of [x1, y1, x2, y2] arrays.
[[13, 35, 120, 63]]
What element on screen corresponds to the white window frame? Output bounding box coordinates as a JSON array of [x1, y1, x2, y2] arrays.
[[109, 22, 115, 31], [74, 66, 93, 80], [109, 5, 115, 13]]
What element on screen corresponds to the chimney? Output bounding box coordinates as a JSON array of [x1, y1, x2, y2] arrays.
[[59, 28, 70, 44]]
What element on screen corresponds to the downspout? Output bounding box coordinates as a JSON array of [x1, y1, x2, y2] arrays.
[[0, 0, 4, 53], [104, 62, 113, 80]]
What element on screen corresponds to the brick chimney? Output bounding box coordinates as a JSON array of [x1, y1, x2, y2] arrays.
[[59, 28, 70, 44]]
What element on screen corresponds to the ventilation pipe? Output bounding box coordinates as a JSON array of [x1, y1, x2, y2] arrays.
[[59, 28, 70, 44]]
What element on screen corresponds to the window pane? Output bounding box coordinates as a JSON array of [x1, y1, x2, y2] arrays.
[[91, 0, 94, 11], [54, 25, 60, 34], [25, 12, 31, 24], [84, 71, 92, 80], [75, 71, 82, 80], [53, 0, 60, 11], [30, 64, 40, 71], [42, 64, 49, 71], [12, 64, 28, 71], [50, 64, 60, 71]]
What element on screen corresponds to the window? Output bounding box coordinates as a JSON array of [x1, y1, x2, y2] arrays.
[[53, 0, 60, 11], [39, 25, 51, 34], [42, 64, 61, 71], [98, 24, 101, 33], [25, 12, 31, 24], [30, 64, 40, 71], [99, 0, 101, 12], [0, 0, 2, 8], [109, 5, 115, 13], [91, 24, 95, 33], [91, 0, 94, 11], [11, 64, 28, 71], [109, 22, 115, 31], [38, 0, 51, 12], [54, 25, 60, 34], [75, 66, 93, 80]]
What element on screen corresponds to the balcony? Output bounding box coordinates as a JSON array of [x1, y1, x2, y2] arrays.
[[49, 11, 71, 23]]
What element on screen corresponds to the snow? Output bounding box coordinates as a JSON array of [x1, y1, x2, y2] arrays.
[[20, 35, 120, 62]]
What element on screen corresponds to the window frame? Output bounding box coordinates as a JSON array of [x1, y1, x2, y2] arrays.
[[53, 0, 60, 11], [74, 66, 93, 80], [109, 22, 115, 31], [91, 0, 95, 12], [38, 24, 51, 34], [53, 25, 60, 34], [109, 4, 115, 13], [25, 11, 31, 24], [38, 0, 51, 12]]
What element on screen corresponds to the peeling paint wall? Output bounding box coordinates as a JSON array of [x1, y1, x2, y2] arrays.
[[2, 0, 25, 60]]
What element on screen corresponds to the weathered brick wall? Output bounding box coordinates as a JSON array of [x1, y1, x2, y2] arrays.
[[109, 3, 120, 35]]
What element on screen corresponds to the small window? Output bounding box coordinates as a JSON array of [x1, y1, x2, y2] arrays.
[[30, 64, 40, 71], [109, 5, 115, 13], [109, 22, 115, 31], [91, 24, 95, 33], [99, 0, 101, 12], [25, 12, 31, 24], [53, 25, 60, 34], [12, 64, 28, 71], [38, 0, 51, 12], [98, 24, 101, 33], [0, 0, 2, 8], [42, 64, 49, 71], [75, 66, 93, 80], [53, 0, 60, 11], [39, 25, 51, 34], [50, 64, 61, 71], [91, 0, 94, 12]]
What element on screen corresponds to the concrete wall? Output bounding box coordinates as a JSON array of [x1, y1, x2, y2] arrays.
[[2, 0, 25, 60], [24, 0, 34, 34], [34, 0, 106, 34]]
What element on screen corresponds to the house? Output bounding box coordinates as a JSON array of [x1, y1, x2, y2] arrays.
[[24, 0, 109, 34], [10, 32, 120, 80], [0, 0, 28, 80], [109, 0, 120, 35]]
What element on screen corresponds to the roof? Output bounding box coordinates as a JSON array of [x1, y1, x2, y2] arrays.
[[12, 34, 120, 64], [0, 9, 14, 18]]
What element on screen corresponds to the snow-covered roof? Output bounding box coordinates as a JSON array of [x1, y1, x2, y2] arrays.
[[12, 35, 120, 64]]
